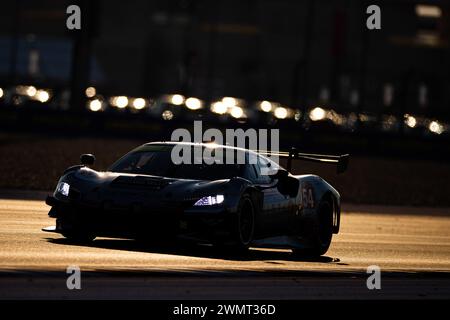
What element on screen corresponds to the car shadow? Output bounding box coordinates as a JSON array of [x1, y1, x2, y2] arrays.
[[44, 236, 345, 264]]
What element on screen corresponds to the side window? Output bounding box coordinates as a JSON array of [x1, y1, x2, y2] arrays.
[[242, 164, 258, 183]]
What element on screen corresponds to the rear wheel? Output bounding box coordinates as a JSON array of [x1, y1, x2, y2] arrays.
[[293, 200, 333, 257]]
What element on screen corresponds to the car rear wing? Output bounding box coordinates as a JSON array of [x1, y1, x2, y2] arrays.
[[258, 148, 350, 174]]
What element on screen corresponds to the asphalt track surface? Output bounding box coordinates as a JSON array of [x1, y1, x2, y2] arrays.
[[0, 191, 449, 299]]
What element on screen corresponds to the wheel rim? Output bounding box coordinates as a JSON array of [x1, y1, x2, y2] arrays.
[[239, 199, 254, 245]]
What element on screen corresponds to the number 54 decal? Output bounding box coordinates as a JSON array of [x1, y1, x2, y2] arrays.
[[302, 185, 315, 209]]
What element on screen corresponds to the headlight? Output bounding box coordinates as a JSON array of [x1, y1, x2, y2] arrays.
[[194, 195, 224, 206], [56, 182, 70, 197]]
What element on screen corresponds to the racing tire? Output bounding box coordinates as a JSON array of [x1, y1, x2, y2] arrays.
[[292, 200, 333, 257], [215, 194, 255, 252], [58, 218, 96, 243]]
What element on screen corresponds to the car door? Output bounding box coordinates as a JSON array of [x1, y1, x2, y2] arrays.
[[252, 155, 292, 236]]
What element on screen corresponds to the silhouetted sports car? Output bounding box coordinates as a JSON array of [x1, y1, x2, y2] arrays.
[[43, 142, 349, 256]]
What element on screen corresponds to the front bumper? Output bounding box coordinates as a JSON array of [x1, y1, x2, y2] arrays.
[[45, 195, 232, 239]]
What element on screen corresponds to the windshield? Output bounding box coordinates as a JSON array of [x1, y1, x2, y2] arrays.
[[109, 144, 243, 180]]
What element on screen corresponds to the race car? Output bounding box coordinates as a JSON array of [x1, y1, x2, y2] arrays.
[[43, 141, 349, 256]]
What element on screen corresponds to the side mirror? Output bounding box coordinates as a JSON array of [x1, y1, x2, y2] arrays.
[[80, 154, 96, 166], [270, 169, 289, 180]]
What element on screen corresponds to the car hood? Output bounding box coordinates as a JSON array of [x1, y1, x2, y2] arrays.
[[60, 167, 230, 206]]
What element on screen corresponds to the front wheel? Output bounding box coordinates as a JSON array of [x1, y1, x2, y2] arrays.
[[215, 194, 255, 252], [58, 218, 96, 243], [292, 200, 333, 257]]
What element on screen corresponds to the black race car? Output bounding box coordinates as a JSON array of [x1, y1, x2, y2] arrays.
[[43, 142, 349, 256]]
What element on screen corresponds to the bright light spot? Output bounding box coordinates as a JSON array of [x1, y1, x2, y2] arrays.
[[429, 121, 444, 134], [309, 107, 326, 121], [0, 88, 3, 98], [171, 94, 185, 106], [222, 97, 237, 108], [260, 100, 272, 112], [89, 99, 102, 112], [211, 101, 227, 114], [405, 115, 417, 128], [185, 97, 202, 110], [162, 110, 174, 120], [85, 87, 96, 98], [57, 182, 70, 197], [116, 96, 128, 108], [230, 106, 244, 118], [216, 194, 224, 203], [26, 86, 37, 97], [36, 90, 50, 103], [204, 142, 219, 148], [415, 5, 442, 18], [110, 96, 128, 108], [274, 107, 288, 119], [132, 98, 146, 110], [194, 195, 225, 206]]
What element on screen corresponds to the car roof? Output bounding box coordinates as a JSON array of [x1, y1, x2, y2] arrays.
[[136, 141, 282, 170]]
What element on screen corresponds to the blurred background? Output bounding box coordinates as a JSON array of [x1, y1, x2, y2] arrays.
[[0, 0, 450, 206]]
